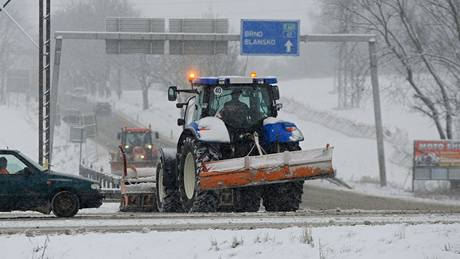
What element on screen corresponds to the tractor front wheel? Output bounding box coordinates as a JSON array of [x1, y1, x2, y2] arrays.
[[178, 137, 218, 213]]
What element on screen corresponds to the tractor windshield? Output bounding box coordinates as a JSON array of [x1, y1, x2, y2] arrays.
[[125, 131, 152, 147], [208, 85, 273, 128]]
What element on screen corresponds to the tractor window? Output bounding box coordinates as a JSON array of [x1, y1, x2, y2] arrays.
[[126, 132, 151, 147], [185, 97, 196, 126], [208, 85, 274, 127], [194, 90, 204, 121]]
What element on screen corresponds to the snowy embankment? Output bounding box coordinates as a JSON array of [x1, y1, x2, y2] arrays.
[[4, 224, 460, 259], [0, 100, 107, 176]]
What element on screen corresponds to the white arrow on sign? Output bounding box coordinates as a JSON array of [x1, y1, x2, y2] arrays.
[[284, 40, 293, 53]]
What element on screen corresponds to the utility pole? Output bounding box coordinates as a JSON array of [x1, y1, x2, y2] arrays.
[[38, 0, 51, 168], [39, 0, 43, 165], [369, 39, 387, 187]]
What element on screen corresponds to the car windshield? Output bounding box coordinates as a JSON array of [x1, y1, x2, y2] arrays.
[[208, 85, 273, 128], [19, 152, 46, 172]]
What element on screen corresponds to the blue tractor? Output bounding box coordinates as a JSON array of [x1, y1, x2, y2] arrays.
[[156, 76, 334, 213]]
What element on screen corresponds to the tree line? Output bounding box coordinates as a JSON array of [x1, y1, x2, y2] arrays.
[[319, 0, 460, 139]]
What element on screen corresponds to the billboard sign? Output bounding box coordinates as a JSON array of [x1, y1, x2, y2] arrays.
[[413, 140, 460, 189], [414, 140, 460, 167]]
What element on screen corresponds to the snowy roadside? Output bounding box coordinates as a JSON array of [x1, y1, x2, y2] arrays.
[[3, 224, 460, 259]]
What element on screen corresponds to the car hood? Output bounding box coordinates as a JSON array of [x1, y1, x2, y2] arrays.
[[46, 170, 98, 184]]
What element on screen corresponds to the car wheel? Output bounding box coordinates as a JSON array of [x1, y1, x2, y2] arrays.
[[51, 191, 80, 217]]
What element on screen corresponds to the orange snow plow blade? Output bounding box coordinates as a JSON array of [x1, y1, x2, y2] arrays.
[[199, 147, 334, 190]]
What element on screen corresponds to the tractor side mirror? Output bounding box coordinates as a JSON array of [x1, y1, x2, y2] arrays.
[[177, 118, 185, 126], [117, 132, 121, 140], [272, 85, 280, 100], [155, 131, 160, 139], [168, 86, 177, 101]]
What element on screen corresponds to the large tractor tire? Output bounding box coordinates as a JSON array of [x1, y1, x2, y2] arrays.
[[156, 162, 183, 212], [262, 181, 304, 212], [178, 137, 219, 213], [233, 187, 261, 212], [262, 143, 304, 212]]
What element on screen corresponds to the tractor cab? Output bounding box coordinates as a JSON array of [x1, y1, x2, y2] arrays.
[[116, 127, 158, 163], [169, 76, 283, 143]]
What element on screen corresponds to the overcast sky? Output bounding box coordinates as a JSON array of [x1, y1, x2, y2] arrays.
[[131, 0, 320, 33], [9, 0, 320, 34]]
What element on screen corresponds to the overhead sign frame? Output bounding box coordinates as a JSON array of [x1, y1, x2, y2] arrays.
[[240, 19, 300, 56]]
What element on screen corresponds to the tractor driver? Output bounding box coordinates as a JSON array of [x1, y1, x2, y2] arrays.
[[219, 90, 251, 128], [128, 134, 142, 147], [0, 157, 9, 175]]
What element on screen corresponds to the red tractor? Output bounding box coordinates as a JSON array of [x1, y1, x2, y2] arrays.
[[111, 127, 159, 177], [110, 127, 159, 212]]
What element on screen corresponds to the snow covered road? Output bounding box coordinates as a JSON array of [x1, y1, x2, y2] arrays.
[[1, 205, 460, 235]]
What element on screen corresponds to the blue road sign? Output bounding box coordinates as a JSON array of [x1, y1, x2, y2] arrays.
[[240, 19, 300, 56]]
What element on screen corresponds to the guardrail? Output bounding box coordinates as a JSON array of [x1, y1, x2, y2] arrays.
[[79, 165, 120, 189]]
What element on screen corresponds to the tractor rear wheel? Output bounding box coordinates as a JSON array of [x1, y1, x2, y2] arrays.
[[262, 143, 304, 212], [262, 181, 304, 212], [233, 187, 261, 212], [178, 137, 218, 213], [156, 162, 183, 212]]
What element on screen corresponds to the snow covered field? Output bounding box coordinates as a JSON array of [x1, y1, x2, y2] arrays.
[[3, 224, 460, 259]]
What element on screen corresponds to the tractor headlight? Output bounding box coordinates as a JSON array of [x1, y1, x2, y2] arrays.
[[287, 126, 304, 142], [124, 145, 129, 149], [91, 183, 101, 190], [146, 144, 152, 149]]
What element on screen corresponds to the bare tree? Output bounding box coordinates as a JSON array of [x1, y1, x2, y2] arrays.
[[319, 0, 370, 109], [319, 0, 460, 139]]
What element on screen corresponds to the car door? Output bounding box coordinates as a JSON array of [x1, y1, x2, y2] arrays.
[[0, 171, 11, 211], [1, 154, 47, 210]]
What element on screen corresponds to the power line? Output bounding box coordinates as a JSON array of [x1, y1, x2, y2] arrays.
[[0, 0, 38, 48], [0, 0, 12, 11]]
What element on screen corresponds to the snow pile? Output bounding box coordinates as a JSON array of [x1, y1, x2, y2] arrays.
[[3, 224, 460, 259]]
